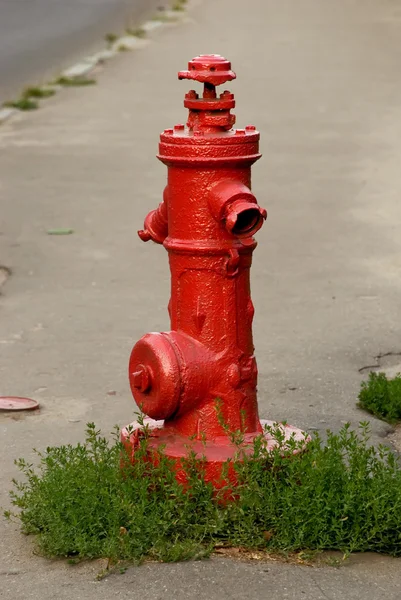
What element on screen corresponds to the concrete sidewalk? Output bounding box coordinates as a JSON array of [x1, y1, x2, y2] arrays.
[[1, 0, 401, 597]]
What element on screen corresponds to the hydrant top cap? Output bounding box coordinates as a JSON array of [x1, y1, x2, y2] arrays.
[[178, 54, 236, 86]]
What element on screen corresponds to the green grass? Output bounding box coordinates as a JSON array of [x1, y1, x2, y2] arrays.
[[172, 0, 187, 11], [22, 86, 55, 99], [54, 76, 96, 87], [125, 27, 146, 38], [105, 33, 118, 45], [3, 98, 39, 111], [358, 372, 401, 424], [150, 13, 179, 23], [3, 85, 56, 111], [5, 420, 401, 564]]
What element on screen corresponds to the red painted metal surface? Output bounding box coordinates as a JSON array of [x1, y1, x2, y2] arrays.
[[122, 55, 307, 486]]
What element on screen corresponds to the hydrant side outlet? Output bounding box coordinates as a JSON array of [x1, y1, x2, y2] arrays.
[[122, 55, 308, 487]]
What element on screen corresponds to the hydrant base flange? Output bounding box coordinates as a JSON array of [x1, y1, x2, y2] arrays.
[[121, 418, 309, 486]]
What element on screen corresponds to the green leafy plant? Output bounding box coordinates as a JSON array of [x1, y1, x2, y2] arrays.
[[54, 76, 96, 87], [3, 98, 39, 111], [3, 84, 56, 111], [358, 372, 401, 423], [151, 13, 178, 23], [22, 86, 55, 99], [172, 0, 187, 11], [105, 33, 118, 45], [5, 420, 401, 563], [125, 27, 146, 38]]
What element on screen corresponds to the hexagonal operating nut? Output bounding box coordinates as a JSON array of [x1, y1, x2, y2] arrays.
[[131, 364, 151, 393]]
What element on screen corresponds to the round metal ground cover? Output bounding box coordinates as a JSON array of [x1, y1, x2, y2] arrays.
[[0, 397, 39, 411]]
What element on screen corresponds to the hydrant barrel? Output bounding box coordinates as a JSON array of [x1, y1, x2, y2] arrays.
[[133, 55, 266, 437]]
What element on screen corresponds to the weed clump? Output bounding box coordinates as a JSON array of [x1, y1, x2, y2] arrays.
[[358, 372, 401, 424], [54, 76, 96, 87], [172, 0, 187, 11], [3, 85, 56, 111], [6, 421, 401, 563], [23, 86, 55, 99], [105, 33, 118, 45], [3, 98, 39, 111], [126, 27, 146, 38]]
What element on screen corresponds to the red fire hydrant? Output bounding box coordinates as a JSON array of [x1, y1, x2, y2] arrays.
[[122, 55, 305, 485]]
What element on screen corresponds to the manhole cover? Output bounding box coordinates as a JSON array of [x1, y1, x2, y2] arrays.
[[0, 397, 39, 411]]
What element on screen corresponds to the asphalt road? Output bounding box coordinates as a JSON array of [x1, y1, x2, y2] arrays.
[[0, 0, 163, 102]]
